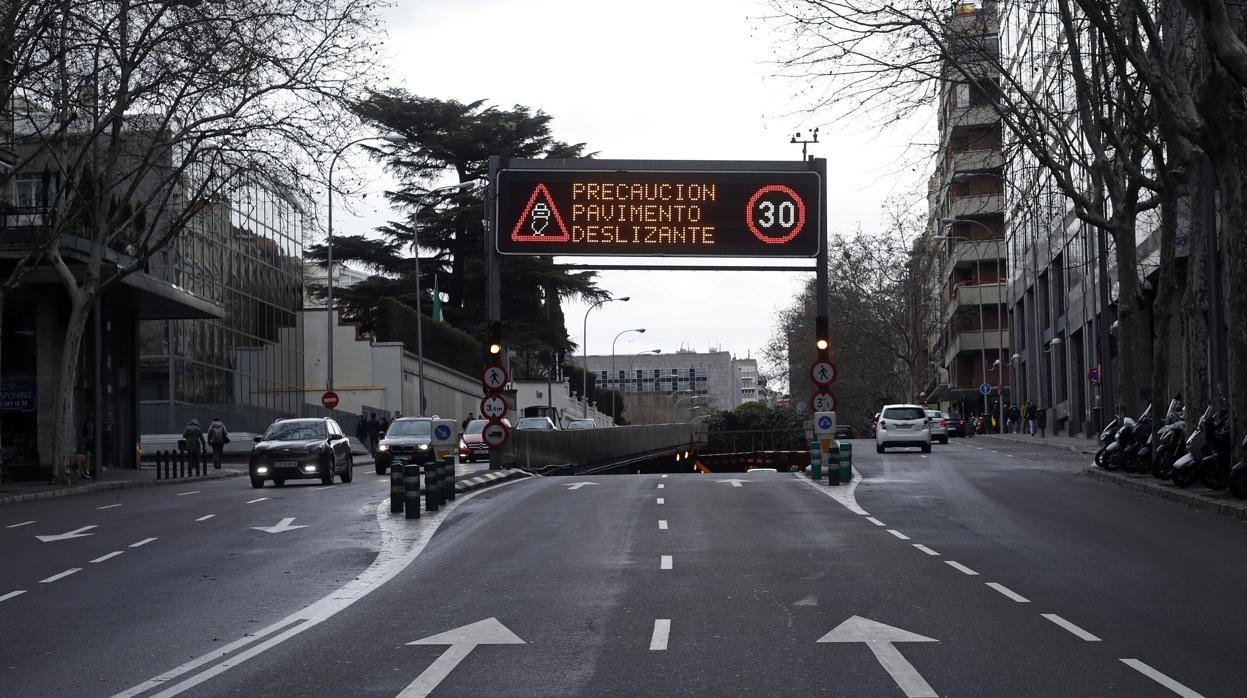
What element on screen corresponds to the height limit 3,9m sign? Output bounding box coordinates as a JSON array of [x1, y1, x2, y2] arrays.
[[496, 167, 822, 257]]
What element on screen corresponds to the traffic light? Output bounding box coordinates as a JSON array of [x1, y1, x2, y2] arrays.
[[815, 316, 829, 357], [487, 321, 503, 358]]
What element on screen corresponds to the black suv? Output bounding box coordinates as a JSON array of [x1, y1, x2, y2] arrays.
[[249, 418, 354, 488], [375, 417, 437, 475]]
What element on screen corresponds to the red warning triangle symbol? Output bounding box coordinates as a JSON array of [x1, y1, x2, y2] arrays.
[[511, 183, 570, 243]]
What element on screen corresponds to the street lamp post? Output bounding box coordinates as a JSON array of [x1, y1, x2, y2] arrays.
[[412, 180, 486, 416], [581, 296, 630, 416], [609, 328, 645, 425], [627, 348, 661, 423], [939, 219, 1006, 433], [326, 132, 406, 398]]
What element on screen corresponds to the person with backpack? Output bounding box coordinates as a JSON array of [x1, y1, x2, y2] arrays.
[[206, 417, 229, 470], [182, 418, 207, 469]]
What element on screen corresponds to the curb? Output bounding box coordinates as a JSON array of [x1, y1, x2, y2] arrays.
[[982, 433, 1099, 455], [0, 469, 247, 506], [455, 469, 528, 494], [1082, 467, 1247, 522]]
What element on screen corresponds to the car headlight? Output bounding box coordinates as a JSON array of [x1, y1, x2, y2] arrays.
[[377, 443, 389, 452], [417, 443, 429, 451]]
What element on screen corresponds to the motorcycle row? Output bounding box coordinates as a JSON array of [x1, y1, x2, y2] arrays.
[[1094, 398, 1247, 498]]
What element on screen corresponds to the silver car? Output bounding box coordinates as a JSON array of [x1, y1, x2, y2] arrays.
[[926, 410, 949, 445]]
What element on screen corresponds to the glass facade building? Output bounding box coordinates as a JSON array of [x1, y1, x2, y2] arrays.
[[139, 181, 306, 433]]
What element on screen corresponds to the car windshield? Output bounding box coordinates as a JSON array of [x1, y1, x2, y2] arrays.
[[926, 411, 941, 419], [263, 421, 326, 441], [386, 420, 432, 437], [516, 418, 551, 430], [883, 407, 926, 420], [567, 420, 594, 429], [465, 420, 487, 435]]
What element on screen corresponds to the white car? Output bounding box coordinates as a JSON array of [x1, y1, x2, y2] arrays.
[[926, 410, 949, 445], [875, 404, 932, 453]]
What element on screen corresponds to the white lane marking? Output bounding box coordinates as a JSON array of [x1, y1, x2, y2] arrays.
[[6, 521, 36, 528], [976, 447, 983, 450], [177, 491, 199, 496], [1, 590, 28, 602], [129, 537, 157, 548], [650, 619, 671, 651], [661, 474, 668, 478], [657, 484, 665, 489], [818, 616, 938, 698], [920, 455, 927, 458], [195, 515, 215, 522], [944, 560, 979, 576], [1008, 455, 1017, 458], [990, 450, 1001, 454], [660, 555, 673, 570], [866, 517, 886, 527], [657, 498, 664, 504], [399, 619, 525, 698], [1120, 659, 1205, 698], [887, 529, 911, 541], [40, 568, 82, 583], [658, 520, 668, 530], [912, 544, 940, 556], [97, 503, 123, 510], [91, 551, 126, 563], [245, 497, 268, 504], [1042, 613, 1101, 641], [985, 582, 1030, 603], [793, 468, 868, 515], [36, 525, 98, 542], [113, 478, 528, 698]]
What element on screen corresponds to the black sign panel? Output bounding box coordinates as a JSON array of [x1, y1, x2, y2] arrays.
[[496, 168, 821, 257]]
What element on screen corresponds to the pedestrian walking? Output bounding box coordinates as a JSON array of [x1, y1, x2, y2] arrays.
[[366, 413, 381, 455], [1008, 404, 1021, 434], [1036, 405, 1047, 437], [206, 416, 230, 470], [183, 418, 207, 469], [1026, 400, 1038, 436], [461, 413, 475, 431]]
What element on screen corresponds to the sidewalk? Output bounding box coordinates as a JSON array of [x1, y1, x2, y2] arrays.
[[1083, 467, 1247, 522], [980, 431, 1099, 455], [0, 464, 249, 506]]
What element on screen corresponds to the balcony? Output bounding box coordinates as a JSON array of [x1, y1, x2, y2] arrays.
[[941, 239, 1006, 280], [951, 148, 1002, 174], [948, 192, 1003, 218], [943, 329, 1009, 368], [944, 282, 1005, 321]]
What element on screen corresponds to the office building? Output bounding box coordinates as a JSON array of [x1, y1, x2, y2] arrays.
[[576, 350, 759, 423]]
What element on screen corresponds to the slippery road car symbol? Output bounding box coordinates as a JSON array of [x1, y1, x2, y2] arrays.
[[530, 202, 551, 235]]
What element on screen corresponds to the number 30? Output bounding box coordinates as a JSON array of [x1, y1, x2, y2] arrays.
[[757, 200, 796, 228]]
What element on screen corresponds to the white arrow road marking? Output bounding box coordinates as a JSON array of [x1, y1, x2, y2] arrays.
[[36, 525, 98, 542], [251, 517, 308, 534], [6, 520, 36, 528], [40, 568, 82, 583], [1, 590, 28, 602], [660, 555, 673, 570], [91, 551, 125, 564], [1042, 613, 1101, 641], [985, 582, 1029, 603], [97, 503, 123, 510], [819, 616, 939, 698], [129, 537, 157, 548], [649, 619, 671, 650], [1120, 659, 1206, 698], [718, 479, 747, 487], [398, 618, 525, 698], [564, 482, 599, 491]]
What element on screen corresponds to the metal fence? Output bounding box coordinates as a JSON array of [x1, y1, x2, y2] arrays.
[[141, 402, 360, 437]]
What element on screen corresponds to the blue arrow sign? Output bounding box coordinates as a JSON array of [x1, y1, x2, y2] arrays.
[[817, 416, 833, 431], [435, 424, 452, 441], [979, 383, 992, 396]]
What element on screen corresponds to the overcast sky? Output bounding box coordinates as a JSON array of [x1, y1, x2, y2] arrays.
[[330, 0, 930, 387]]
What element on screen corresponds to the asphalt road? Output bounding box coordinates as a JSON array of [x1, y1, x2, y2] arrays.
[[2, 439, 1244, 696]]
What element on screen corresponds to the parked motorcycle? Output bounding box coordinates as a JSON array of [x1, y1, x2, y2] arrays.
[[1229, 433, 1247, 499], [1197, 410, 1234, 490], [1150, 400, 1186, 480], [1172, 404, 1221, 488], [1093, 413, 1123, 470], [1120, 405, 1152, 473]]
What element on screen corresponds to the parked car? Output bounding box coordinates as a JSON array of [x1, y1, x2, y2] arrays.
[[926, 410, 949, 445], [375, 417, 436, 475], [458, 419, 509, 463], [835, 423, 855, 439], [565, 419, 597, 430], [875, 404, 932, 454], [249, 417, 353, 488], [515, 416, 558, 431], [946, 415, 972, 438]]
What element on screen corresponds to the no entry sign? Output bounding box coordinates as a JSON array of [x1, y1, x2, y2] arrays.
[[321, 391, 339, 410]]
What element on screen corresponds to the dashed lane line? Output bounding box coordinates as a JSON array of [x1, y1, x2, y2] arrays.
[[97, 504, 123, 510], [945, 560, 980, 576], [660, 555, 673, 570], [657, 484, 665, 489], [865, 517, 886, 527], [177, 491, 199, 496], [0, 590, 27, 602], [887, 529, 911, 541], [649, 619, 671, 651], [660, 474, 668, 479], [5, 521, 35, 528], [986, 582, 1030, 603], [91, 551, 125, 564], [1120, 659, 1205, 698], [1042, 613, 1101, 641], [657, 498, 665, 505], [40, 568, 81, 583], [658, 520, 668, 530], [246, 497, 268, 504], [129, 537, 157, 548], [912, 544, 940, 556], [195, 515, 215, 522]]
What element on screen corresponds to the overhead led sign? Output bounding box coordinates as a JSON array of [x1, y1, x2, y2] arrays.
[[496, 167, 821, 257]]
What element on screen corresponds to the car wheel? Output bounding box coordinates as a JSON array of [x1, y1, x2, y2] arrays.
[[876, 444, 885, 454], [341, 455, 354, 483], [250, 476, 264, 489], [320, 456, 334, 485], [921, 443, 932, 454]]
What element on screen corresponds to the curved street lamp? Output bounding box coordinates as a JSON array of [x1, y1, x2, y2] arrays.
[[609, 328, 645, 424], [581, 296, 630, 416]]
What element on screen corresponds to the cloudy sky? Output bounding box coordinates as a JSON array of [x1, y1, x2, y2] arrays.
[[331, 0, 930, 386]]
